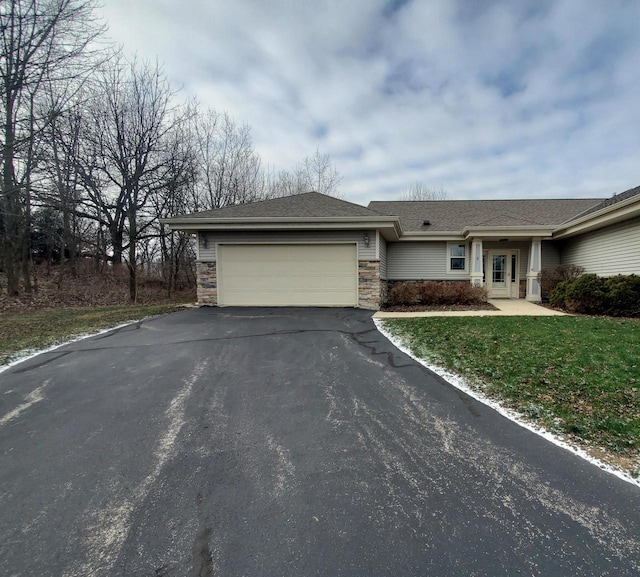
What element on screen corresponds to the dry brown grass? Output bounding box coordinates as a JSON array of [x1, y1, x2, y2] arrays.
[[0, 262, 196, 313]]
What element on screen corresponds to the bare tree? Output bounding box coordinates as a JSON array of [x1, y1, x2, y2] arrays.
[[80, 57, 175, 302], [302, 149, 342, 197], [400, 183, 448, 201], [151, 108, 199, 297], [192, 108, 265, 210], [267, 149, 343, 198], [40, 93, 87, 280], [0, 0, 106, 294]]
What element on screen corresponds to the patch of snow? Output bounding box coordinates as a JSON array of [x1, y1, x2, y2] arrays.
[[0, 321, 140, 375], [374, 318, 640, 490]]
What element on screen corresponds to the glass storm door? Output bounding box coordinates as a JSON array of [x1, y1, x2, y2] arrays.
[[489, 253, 509, 297]]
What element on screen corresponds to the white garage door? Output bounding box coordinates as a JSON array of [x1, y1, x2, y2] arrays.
[[217, 244, 358, 307]]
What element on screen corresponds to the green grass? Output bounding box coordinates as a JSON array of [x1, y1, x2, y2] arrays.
[[0, 304, 185, 366], [383, 316, 640, 461]]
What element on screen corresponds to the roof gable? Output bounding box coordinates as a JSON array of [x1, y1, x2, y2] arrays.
[[184, 192, 384, 219]]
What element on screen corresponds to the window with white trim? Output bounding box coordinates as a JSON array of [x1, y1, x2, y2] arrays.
[[447, 243, 467, 273]]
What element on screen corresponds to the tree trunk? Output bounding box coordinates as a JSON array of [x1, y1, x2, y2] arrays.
[[3, 95, 20, 295], [128, 210, 137, 302], [21, 170, 33, 293]]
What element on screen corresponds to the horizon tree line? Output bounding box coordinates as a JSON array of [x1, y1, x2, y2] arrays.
[[0, 0, 343, 301]]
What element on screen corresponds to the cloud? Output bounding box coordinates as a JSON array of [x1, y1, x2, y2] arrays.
[[97, 0, 640, 204]]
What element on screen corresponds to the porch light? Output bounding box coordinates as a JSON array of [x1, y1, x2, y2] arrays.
[[499, 238, 509, 244], [363, 233, 370, 247]]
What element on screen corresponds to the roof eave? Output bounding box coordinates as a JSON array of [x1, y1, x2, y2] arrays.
[[463, 226, 555, 239], [553, 195, 640, 239], [161, 216, 404, 240], [396, 226, 556, 241], [399, 231, 466, 241]]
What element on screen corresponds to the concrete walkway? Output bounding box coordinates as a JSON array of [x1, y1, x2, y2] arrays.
[[374, 299, 569, 318]]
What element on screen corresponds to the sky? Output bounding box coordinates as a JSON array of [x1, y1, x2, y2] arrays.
[[96, 0, 639, 205]]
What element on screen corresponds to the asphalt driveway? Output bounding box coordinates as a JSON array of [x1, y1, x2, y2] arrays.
[[0, 307, 639, 576]]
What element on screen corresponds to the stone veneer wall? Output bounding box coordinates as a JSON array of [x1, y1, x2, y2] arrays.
[[358, 260, 383, 310], [196, 261, 217, 305]]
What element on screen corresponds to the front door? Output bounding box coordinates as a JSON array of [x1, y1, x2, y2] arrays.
[[488, 251, 510, 298], [484, 249, 520, 298], [483, 250, 519, 299]]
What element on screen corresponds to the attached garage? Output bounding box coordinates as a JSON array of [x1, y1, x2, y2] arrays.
[[217, 244, 358, 307], [163, 192, 401, 309]]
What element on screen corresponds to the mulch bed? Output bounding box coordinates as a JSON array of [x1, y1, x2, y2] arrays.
[[382, 302, 498, 312]]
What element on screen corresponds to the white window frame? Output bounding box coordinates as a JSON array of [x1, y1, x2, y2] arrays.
[[447, 242, 468, 274]]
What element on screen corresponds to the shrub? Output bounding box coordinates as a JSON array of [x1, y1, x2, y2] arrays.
[[417, 281, 440, 304], [606, 274, 640, 317], [386, 280, 488, 307], [468, 283, 489, 304], [387, 282, 420, 306], [419, 281, 487, 306], [549, 279, 571, 309], [564, 274, 609, 314], [419, 281, 453, 304], [538, 264, 584, 300], [550, 273, 640, 317]]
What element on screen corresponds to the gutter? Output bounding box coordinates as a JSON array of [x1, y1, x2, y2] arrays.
[[553, 195, 640, 239], [160, 215, 405, 241]]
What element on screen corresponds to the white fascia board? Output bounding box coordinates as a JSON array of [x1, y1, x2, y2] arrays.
[[553, 198, 640, 239], [399, 227, 555, 242], [162, 217, 403, 240], [462, 226, 555, 239], [399, 231, 465, 242]]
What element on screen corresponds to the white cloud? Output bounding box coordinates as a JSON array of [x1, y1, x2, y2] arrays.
[[97, 0, 640, 204]]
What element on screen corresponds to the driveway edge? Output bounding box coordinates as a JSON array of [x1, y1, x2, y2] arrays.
[[374, 318, 640, 490]]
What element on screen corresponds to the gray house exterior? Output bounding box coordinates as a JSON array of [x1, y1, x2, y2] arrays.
[[164, 185, 640, 310]]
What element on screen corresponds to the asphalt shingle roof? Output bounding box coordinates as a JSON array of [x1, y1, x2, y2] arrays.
[[572, 185, 640, 220], [184, 192, 385, 219], [368, 199, 603, 232]]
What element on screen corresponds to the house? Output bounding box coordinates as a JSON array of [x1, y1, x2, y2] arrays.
[[163, 185, 640, 310]]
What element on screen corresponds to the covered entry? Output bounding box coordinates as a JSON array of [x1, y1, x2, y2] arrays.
[[470, 235, 544, 301], [217, 244, 358, 307], [484, 250, 520, 298]]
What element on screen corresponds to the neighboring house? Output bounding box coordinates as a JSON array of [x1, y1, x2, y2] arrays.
[[163, 185, 640, 310]]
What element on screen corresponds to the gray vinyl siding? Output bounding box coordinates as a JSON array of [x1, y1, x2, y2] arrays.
[[379, 236, 387, 280], [541, 241, 561, 270], [560, 217, 640, 276], [199, 230, 377, 262], [387, 241, 469, 280]]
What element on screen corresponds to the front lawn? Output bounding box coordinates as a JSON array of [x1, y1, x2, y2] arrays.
[[0, 304, 185, 367], [382, 316, 640, 473]]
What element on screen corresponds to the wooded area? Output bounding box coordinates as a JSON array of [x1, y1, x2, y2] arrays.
[[0, 0, 342, 304]]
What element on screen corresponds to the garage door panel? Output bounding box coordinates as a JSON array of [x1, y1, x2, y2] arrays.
[[218, 244, 358, 307], [223, 275, 351, 291], [221, 288, 356, 306], [222, 259, 355, 276]]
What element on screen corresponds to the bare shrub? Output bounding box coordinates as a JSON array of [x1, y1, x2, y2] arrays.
[[468, 283, 489, 304], [391, 280, 489, 307], [426, 281, 488, 305], [387, 282, 421, 306], [538, 264, 585, 300], [418, 281, 444, 304]]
